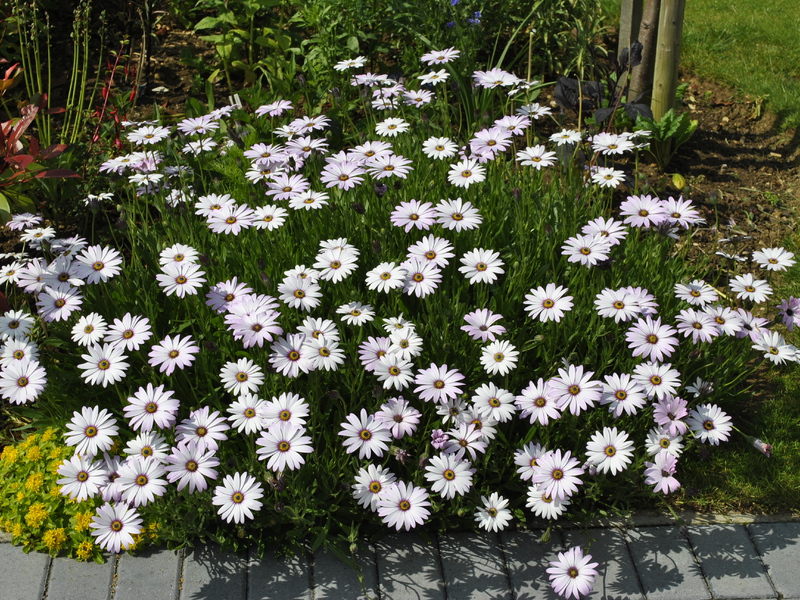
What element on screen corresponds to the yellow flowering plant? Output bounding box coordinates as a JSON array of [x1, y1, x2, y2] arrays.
[[0, 428, 160, 562]]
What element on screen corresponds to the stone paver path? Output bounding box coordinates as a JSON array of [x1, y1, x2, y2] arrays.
[[1, 522, 797, 600]]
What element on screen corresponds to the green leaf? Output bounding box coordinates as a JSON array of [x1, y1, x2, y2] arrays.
[[346, 35, 359, 53]]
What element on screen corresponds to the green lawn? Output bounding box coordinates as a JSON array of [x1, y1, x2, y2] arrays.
[[600, 0, 800, 129]]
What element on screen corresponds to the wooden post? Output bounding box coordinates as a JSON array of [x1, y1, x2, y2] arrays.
[[617, 0, 644, 60], [628, 0, 661, 103], [651, 0, 686, 120]]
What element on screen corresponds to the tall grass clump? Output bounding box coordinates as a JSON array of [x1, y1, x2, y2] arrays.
[[0, 48, 796, 591]]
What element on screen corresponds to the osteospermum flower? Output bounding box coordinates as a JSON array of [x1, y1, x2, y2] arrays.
[[147, 334, 200, 376], [219, 358, 264, 396], [688, 404, 732, 445], [777, 297, 800, 332], [376, 481, 431, 531], [675, 308, 720, 344], [480, 340, 519, 376], [424, 454, 475, 500], [156, 262, 207, 297], [117, 456, 168, 507], [653, 395, 689, 437], [402, 259, 442, 298], [530, 449, 584, 501], [90, 502, 142, 553], [459, 248, 504, 284], [57, 454, 107, 502], [461, 308, 506, 342], [165, 441, 220, 493], [447, 158, 486, 189], [36, 286, 83, 322], [549, 365, 602, 416], [256, 422, 314, 471], [71, 313, 109, 347], [0, 359, 47, 404], [422, 136, 458, 160], [585, 427, 634, 475], [525, 284, 574, 322], [414, 363, 465, 403], [175, 406, 230, 453], [644, 452, 681, 494], [374, 117, 410, 137], [263, 392, 309, 429], [547, 546, 599, 600], [353, 464, 397, 512], [124, 383, 179, 432], [105, 313, 152, 351], [337, 301, 375, 326], [600, 373, 647, 418], [127, 124, 170, 145], [753, 247, 796, 271], [75, 245, 123, 284], [212, 472, 264, 524], [516, 379, 562, 426], [64, 406, 119, 457], [561, 234, 611, 267], [516, 145, 557, 169], [527, 484, 571, 520], [339, 409, 392, 460], [626, 316, 679, 362], [633, 361, 681, 400], [645, 428, 684, 458], [472, 383, 516, 423], [730, 273, 773, 304], [374, 397, 421, 439], [435, 197, 482, 231], [78, 343, 129, 388], [619, 194, 668, 228], [269, 334, 312, 378], [674, 280, 719, 306], [475, 492, 512, 532]]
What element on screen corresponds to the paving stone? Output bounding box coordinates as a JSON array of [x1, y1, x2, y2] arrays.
[[562, 527, 645, 600], [500, 529, 565, 600], [376, 532, 445, 600], [686, 524, 775, 599], [247, 550, 311, 600], [0, 543, 50, 600], [47, 554, 114, 600], [180, 545, 247, 600], [313, 544, 378, 599], [115, 548, 181, 600], [438, 531, 512, 600], [747, 522, 800, 600], [625, 526, 710, 600]]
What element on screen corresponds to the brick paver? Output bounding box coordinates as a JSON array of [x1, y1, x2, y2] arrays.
[[626, 526, 711, 600], [562, 527, 645, 600], [247, 550, 311, 600], [747, 522, 800, 600], [46, 554, 115, 600], [179, 545, 247, 600], [115, 548, 182, 600], [501, 529, 565, 600], [313, 545, 377, 600], [438, 531, 512, 600], [376, 533, 446, 600], [686, 524, 776, 600], [0, 542, 50, 600]]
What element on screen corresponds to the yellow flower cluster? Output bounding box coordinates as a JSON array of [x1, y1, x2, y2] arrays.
[[74, 511, 93, 533], [75, 540, 94, 561], [25, 473, 45, 493], [43, 528, 67, 552], [25, 503, 49, 529]]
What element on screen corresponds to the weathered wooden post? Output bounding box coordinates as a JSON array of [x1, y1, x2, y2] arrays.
[[617, 0, 644, 62], [628, 0, 661, 103], [651, 0, 686, 120]]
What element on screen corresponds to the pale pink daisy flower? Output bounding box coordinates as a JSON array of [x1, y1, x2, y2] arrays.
[[165, 441, 220, 493], [626, 316, 679, 362], [459, 248, 504, 284], [377, 481, 431, 531], [212, 472, 264, 523], [339, 409, 392, 460], [644, 452, 681, 494], [90, 502, 142, 553], [549, 365, 602, 416], [688, 404, 733, 445], [256, 422, 314, 471], [619, 194, 669, 228], [352, 464, 397, 512], [461, 309, 506, 342], [531, 449, 584, 501], [516, 379, 562, 426], [414, 363, 465, 403], [547, 546, 599, 600], [447, 158, 486, 189], [148, 334, 200, 376], [524, 284, 574, 322], [424, 453, 475, 500], [374, 397, 421, 439]]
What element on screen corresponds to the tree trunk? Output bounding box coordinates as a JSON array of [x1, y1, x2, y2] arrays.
[[629, 0, 661, 103], [651, 0, 687, 120]]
